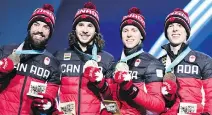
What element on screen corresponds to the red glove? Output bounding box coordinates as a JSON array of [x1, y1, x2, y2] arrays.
[[161, 80, 177, 101], [113, 71, 132, 90], [83, 66, 103, 83], [83, 66, 108, 92], [31, 93, 56, 113], [114, 71, 139, 99], [0, 58, 14, 73], [83, 60, 103, 83]]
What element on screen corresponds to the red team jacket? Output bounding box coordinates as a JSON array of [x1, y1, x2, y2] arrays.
[[113, 51, 166, 114], [160, 44, 212, 114], [0, 44, 60, 115], [54, 46, 114, 115]]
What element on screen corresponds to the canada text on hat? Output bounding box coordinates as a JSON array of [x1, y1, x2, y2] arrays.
[[75, 8, 99, 21], [166, 10, 190, 24], [122, 13, 145, 28], [31, 8, 55, 24]]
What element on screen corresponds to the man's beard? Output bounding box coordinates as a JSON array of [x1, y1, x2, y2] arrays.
[[26, 32, 48, 50], [31, 38, 46, 47]]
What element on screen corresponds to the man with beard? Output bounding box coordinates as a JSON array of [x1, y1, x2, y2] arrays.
[[159, 8, 212, 115], [54, 2, 115, 115], [0, 4, 61, 115], [111, 7, 166, 114]]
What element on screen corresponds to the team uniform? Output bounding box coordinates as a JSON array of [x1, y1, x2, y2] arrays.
[[54, 44, 114, 115], [112, 46, 165, 114], [159, 8, 212, 115], [0, 44, 60, 115], [160, 43, 212, 114]]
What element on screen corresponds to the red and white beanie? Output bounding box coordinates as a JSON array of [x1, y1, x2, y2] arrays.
[[28, 4, 56, 37], [72, 2, 100, 33], [120, 7, 146, 40], [165, 8, 191, 39]]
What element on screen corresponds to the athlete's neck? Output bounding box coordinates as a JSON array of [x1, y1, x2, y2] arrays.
[[78, 41, 93, 52], [170, 44, 182, 55]]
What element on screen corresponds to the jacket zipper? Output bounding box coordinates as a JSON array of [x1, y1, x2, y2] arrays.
[[77, 62, 83, 115], [18, 75, 28, 115]]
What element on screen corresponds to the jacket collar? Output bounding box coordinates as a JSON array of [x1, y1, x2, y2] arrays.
[[162, 43, 188, 59]]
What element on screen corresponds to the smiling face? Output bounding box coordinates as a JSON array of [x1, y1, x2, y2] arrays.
[[122, 25, 143, 48], [75, 21, 96, 44], [29, 21, 50, 45], [167, 23, 187, 46]]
